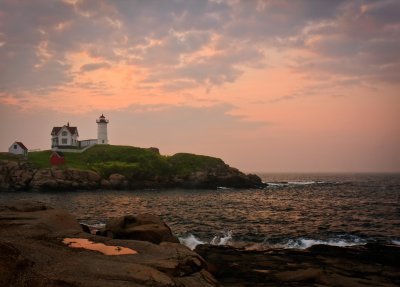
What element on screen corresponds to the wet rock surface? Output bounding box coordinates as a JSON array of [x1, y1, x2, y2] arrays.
[[195, 244, 400, 286], [99, 214, 180, 244], [0, 201, 218, 287]]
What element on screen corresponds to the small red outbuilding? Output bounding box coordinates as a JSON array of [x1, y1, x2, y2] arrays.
[[50, 151, 65, 166]]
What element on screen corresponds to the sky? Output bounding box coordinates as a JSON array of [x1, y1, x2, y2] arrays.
[[0, 0, 399, 172]]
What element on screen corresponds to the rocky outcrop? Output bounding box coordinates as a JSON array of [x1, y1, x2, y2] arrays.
[[30, 168, 101, 191], [99, 214, 180, 244], [195, 244, 400, 287], [100, 173, 129, 189], [0, 201, 218, 287], [0, 160, 35, 191], [0, 160, 102, 191], [178, 167, 263, 189], [0, 159, 265, 191]]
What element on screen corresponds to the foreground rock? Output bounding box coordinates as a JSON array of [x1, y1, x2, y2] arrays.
[[0, 201, 218, 287], [99, 214, 180, 244], [0, 159, 265, 191], [195, 244, 400, 287]]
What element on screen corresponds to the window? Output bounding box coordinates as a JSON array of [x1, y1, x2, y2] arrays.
[[62, 138, 68, 144], [14, 144, 17, 149], [62, 131, 67, 136], [102, 140, 104, 143]]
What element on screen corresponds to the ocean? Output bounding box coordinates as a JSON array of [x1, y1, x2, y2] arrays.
[[1, 173, 399, 250]]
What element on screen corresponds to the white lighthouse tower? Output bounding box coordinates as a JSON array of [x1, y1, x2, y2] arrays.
[[96, 114, 109, 144]]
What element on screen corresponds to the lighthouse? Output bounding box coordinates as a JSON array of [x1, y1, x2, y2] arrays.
[[96, 114, 109, 144]]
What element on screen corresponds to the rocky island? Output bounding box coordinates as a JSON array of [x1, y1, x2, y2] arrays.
[[0, 145, 265, 191]]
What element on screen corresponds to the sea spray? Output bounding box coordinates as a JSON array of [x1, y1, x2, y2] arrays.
[[179, 234, 205, 250], [179, 231, 233, 250]]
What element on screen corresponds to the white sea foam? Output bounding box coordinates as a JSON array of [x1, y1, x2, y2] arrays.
[[392, 240, 400, 246], [283, 237, 366, 249], [266, 182, 288, 187], [179, 234, 206, 250], [266, 181, 327, 187], [179, 231, 233, 250], [210, 231, 233, 246], [88, 223, 106, 229], [288, 181, 318, 185]]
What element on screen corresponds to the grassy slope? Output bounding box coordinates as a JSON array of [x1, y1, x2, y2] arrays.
[[1, 145, 225, 179]]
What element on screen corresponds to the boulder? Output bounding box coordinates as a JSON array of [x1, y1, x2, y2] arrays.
[[103, 214, 180, 244], [107, 173, 129, 189], [0, 201, 218, 287]]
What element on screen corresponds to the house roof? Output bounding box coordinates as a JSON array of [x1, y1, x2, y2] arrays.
[[51, 126, 78, 136], [14, 142, 28, 150], [51, 151, 64, 158]]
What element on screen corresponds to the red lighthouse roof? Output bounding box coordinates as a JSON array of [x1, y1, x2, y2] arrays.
[[96, 114, 109, 123]]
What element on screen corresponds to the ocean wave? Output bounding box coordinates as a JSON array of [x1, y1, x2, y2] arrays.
[[392, 240, 400, 246], [266, 181, 322, 187], [288, 181, 321, 185], [281, 237, 367, 249], [179, 232, 370, 250], [179, 231, 233, 250], [217, 186, 231, 190]]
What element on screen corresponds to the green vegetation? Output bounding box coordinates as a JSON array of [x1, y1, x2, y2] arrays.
[[25, 150, 52, 168], [168, 153, 224, 174], [1, 145, 226, 179], [0, 152, 27, 162]]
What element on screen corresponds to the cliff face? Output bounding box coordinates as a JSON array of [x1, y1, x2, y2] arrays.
[[0, 159, 265, 191]]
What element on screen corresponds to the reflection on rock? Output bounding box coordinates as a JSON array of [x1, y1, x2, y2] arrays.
[[63, 238, 138, 255]]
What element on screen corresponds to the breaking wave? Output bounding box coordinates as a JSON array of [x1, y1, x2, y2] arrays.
[[179, 231, 233, 250], [179, 232, 369, 251], [280, 237, 367, 249], [392, 240, 400, 246]]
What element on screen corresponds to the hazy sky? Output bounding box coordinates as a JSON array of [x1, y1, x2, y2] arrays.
[[1, 0, 399, 172]]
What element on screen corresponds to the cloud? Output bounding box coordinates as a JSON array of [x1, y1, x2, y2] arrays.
[[281, 0, 400, 89], [0, 0, 398, 104], [80, 62, 110, 72]]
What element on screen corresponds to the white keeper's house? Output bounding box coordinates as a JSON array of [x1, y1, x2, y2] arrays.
[[8, 141, 28, 156], [51, 114, 109, 152]]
